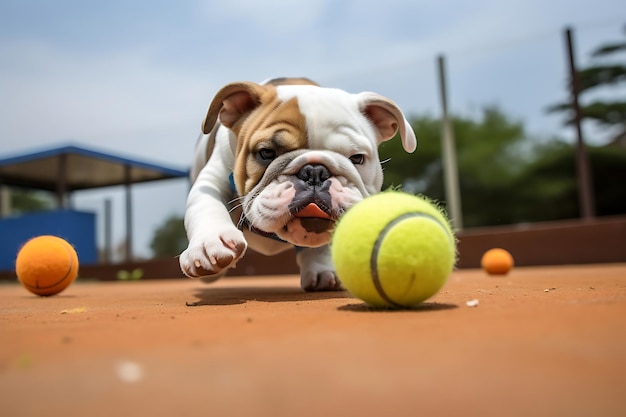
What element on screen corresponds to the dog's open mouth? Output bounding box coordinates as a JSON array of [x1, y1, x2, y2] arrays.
[[293, 203, 335, 234], [294, 203, 332, 219]]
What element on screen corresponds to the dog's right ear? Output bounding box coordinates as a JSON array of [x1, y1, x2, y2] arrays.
[[202, 82, 268, 134]]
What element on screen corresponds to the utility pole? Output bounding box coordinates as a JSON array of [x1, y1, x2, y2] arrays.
[[437, 54, 463, 230], [565, 26, 595, 219]]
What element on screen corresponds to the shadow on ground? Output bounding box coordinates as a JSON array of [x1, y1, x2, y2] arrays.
[[186, 286, 350, 306], [338, 302, 458, 313], [186, 285, 459, 313]]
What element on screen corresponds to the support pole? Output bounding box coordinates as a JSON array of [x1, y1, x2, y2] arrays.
[[437, 54, 463, 230], [104, 198, 112, 264], [124, 165, 133, 262], [0, 185, 10, 217], [565, 27, 595, 220], [56, 154, 68, 209]]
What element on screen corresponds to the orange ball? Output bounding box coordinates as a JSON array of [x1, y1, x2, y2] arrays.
[[15, 235, 79, 296], [481, 248, 514, 275]]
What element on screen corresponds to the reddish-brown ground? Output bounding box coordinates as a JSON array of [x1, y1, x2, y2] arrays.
[[1, 264, 625, 417]]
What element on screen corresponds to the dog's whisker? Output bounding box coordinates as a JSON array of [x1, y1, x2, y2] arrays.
[[228, 203, 243, 214], [228, 195, 245, 205]]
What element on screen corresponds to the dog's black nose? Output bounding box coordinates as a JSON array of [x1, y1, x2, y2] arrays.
[[297, 164, 330, 186]]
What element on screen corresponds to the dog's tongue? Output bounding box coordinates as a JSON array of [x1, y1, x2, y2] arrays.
[[295, 203, 332, 219]]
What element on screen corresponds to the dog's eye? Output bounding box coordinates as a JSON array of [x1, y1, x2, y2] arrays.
[[349, 154, 365, 165], [258, 148, 277, 161]]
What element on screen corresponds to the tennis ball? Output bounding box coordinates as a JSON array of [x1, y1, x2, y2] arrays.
[[481, 248, 514, 275], [331, 191, 456, 308], [15, 235, 79, 296]]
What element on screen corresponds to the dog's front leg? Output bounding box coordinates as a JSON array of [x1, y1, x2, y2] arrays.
[[179, 145, 247, 280], [180, 190, 246, 280], [296, 245, 343, 291]]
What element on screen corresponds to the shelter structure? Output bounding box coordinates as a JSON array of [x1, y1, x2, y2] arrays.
[[0, 144, 189, 268]]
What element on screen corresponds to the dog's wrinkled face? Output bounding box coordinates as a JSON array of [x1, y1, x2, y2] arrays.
[[202, 82, 416, 248]]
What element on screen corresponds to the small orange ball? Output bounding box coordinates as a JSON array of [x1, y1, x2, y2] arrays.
[[481, 248, 514, 275], [15, 235, 79, 296]]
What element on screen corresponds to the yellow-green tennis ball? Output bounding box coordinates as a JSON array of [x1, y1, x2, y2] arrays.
[[15, 235, 79, 297], [331, 191, 456, 308]]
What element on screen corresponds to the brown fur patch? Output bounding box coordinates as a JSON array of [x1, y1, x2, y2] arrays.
[[233, 95, 308, 195]]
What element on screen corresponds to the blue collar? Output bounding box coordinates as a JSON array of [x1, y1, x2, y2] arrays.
[[229, 172, 237, 194]]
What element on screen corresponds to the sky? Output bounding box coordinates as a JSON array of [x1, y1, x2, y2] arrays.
[[0, 0, 624, 259]]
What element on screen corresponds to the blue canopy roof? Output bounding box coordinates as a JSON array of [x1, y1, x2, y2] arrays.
[[0, 144, 189, 191]]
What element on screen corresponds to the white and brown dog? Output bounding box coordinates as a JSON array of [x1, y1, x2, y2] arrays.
[[179, 77, 417, 291]]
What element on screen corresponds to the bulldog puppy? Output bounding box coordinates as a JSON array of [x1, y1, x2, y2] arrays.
[[179, 77, 417, 291]]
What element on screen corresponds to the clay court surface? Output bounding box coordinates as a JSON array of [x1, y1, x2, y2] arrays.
[[1, 264, 625, 417]]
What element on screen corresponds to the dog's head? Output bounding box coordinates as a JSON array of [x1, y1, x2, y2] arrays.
[[203, 79, 417, 247]]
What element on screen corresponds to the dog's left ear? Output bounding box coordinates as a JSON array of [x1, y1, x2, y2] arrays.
[[202, 82, 267, 134], [356, 92, 417, 153]]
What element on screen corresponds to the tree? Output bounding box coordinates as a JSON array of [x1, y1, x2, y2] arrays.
[[150, 215, 187, 258], [7, 188, 52, 214], [514, 143, 626, 221], [380, 105, 626, 227], [379, 106, 530, 227], [547, 26, 626, 143]]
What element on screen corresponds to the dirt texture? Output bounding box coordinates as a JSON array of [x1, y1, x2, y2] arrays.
[[1, 264, 625, 417]]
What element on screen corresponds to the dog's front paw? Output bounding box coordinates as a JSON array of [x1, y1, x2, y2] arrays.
[[301, 269, 343, 292], [179, 229, 247, 279], [296, 246, 344, 292]]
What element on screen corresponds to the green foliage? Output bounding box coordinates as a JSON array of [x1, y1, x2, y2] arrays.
[[379, 106, 626, 227], [592, 42, 626, 57], [379, 114, 441, 197], [512, 141, 580, 221], [577, 65, 626, 93], [9, 188, 52, 214], [378, 27, 626, 228], [149, 215, 187, 258], [547, 100, 626, 126], [117, 268, 144, 280], [547, 27, 626, 140], [580, 101, 626, 126], [514, 144, 626, 221], [380, 106, 529, 227], [586, 146, 626, 216]]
